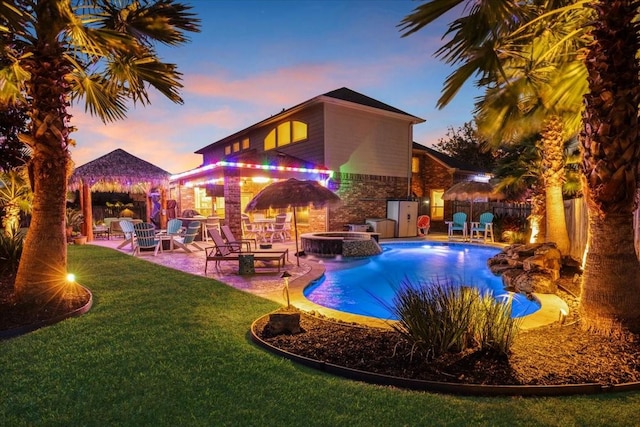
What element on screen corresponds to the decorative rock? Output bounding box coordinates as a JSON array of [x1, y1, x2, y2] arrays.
[[512, 271, 558, 294], [501, 268, 523, 291], [264, 312, 301, 336], [489, 242, 564, 294]]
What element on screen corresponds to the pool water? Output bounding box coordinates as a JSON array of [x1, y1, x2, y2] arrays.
[[303, 242, 541, 320]]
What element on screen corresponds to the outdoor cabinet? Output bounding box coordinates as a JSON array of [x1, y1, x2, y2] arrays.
[[386, 200, 419, 238], [365, 218, 396, 239]]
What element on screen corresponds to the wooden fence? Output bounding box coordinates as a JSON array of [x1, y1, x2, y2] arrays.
[[564, 197, 640, 261]]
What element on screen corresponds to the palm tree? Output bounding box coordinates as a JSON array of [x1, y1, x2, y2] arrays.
[[0, 1, 199, 305], [401, 0, 640, 334], [578, 0, 640, 334]]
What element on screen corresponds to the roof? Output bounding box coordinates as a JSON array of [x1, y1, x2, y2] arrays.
[[196, 87, 424, 154], [412, 143, 486, 173], [68, 148, 171, 193]]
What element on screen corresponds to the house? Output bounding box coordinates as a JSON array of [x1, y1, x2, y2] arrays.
[[410, 144, 488, 231], [170, 87, 425, 237]]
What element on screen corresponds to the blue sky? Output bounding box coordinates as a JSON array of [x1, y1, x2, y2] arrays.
[[69, 0, 479, 174]]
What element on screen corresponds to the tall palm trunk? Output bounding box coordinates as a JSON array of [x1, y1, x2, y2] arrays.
[[540, 116, 570, 255], [14, 4, 73, 304], [579, 0, 640, 334]]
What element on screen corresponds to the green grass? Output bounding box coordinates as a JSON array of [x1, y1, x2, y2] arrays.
[[0, 245, 639, 426]]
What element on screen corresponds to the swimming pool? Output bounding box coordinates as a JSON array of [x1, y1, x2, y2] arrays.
[[303, 242, 541, 320]]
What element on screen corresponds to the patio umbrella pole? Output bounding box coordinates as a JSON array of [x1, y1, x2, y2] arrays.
[[293, 208, 300, 266]]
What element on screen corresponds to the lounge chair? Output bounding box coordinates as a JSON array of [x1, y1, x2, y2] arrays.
[[172, 221, 205, 252], [204, 228, 288, 273], [470, 212, 495, 242], [132, 222, 161, 256], [221, 224, 256, 251], [417, 215, 430, 236], [445, 212, 468, 241]]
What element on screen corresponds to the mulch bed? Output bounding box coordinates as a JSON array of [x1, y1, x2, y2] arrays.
[[0, 273, 91, 333], [254, 285, 640, 386]]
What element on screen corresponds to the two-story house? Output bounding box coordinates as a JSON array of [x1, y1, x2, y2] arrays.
[[169, 87, 424, 237]]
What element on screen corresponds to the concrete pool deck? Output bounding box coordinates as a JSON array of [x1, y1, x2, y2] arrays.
[[90, 233, 569, 330]]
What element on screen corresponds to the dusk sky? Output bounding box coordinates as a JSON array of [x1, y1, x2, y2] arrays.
[[69, 0, 479, 175]]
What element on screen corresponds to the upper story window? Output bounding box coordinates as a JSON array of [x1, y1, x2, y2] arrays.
[[264, 120, 307, 150], [225, 138, 250, 156]]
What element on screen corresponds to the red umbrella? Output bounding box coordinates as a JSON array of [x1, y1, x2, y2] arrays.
[[245, 178, 341, 266]]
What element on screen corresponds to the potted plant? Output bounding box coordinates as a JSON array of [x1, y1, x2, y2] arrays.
[[65, 208, 84, 244]]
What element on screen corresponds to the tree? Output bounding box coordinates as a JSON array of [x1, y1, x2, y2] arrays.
[[578, 0, 640, 334], [0, 0, 200, 305], [401, 0, 640, 335], [433, 121, 498, 171]]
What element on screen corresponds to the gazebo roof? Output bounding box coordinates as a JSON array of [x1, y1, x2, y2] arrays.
[[68, 148, 170, 193]]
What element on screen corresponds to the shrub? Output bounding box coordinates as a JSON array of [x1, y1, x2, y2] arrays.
[[389, 278, 521, 361], [0, 228, 26, 274], [493, 213, 528, 243]]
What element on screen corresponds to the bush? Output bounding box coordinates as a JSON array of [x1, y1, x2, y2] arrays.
[[0, 228, 26, 274], [389, 278, 521, 361]]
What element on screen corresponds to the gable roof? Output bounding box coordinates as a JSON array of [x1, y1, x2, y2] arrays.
[[196, 87, 424, 154], [412, 143, 486, 173], [321, 87, 420, 119]]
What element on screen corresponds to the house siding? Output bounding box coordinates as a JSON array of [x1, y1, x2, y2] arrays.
[[324, 103, 411, 178]]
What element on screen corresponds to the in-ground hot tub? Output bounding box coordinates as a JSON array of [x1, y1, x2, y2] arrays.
[[300, 232, 383, 257]]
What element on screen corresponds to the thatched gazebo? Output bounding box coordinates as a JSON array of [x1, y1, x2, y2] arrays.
[[68, 148, 171, 241]]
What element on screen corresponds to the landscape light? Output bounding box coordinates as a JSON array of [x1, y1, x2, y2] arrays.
[[66, 273, 76, 283]]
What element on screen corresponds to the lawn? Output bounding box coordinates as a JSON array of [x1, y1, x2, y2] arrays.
[[0, 245, 639, 426]]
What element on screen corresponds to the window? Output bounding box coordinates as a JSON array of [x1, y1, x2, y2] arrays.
[[225, 137, 250, 155], [430, 189, 444, 220], [411, 156, 420, 173], [264, 120, 307, 150], [264, 130, 276, 150], [277, 122, 291, 146]]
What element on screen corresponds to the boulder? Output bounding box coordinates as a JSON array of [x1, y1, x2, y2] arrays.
[[512, 270, 558, 294]]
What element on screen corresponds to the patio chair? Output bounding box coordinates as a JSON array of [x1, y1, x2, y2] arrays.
[[221, 224, 256, 252], [166, 218, 184, 236], [445, 212, 468, 241], [242, 214, 261, 241], [172, 221, 205, 252], [470, 212, 495, 242], [264, 213, 288, 243], [417, 215, 430, 236], [132, 222, 161, 256], [116, 220, 136, 251], [205, 216, 221, 241]]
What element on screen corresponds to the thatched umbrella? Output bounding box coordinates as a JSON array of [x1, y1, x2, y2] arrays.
[[68, 149, 171, 240], [245, 178, 341, 266], [443, 180, 505, 222]]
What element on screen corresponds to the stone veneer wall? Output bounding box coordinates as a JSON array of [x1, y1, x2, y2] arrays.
[[327, 172, 408, 231]]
